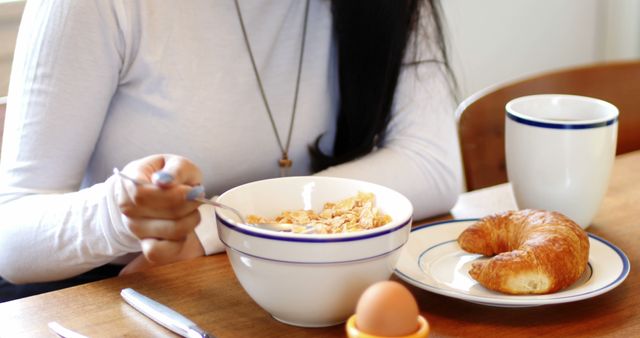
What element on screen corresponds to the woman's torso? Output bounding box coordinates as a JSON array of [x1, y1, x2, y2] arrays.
[[86, 0, 337, 195]]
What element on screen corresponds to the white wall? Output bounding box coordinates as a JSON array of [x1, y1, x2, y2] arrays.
[[0, 0, 24, 97], [0, 0, 639, 100], [601, 0, 640, 60], [441, 0, 640, 99]]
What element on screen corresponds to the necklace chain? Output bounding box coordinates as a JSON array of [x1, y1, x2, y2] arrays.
[[234, 0, 310, 176]]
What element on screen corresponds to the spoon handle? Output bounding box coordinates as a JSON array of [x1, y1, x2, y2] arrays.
[[192, 197, 247, 224]]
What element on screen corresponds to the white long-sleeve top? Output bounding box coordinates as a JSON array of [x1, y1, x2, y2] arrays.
[[0, 0, 463, 283]]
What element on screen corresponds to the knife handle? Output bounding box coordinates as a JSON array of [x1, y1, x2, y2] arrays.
[[121, 288, 212, 338]]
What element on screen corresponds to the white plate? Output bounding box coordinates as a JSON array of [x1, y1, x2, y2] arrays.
[[394, 219, 630, 307]]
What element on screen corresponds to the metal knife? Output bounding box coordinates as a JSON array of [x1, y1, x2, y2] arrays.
[[48, 321, 89, 338], [121, 288, 214, 338]]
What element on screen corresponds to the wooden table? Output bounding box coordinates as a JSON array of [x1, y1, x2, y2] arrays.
[[1, 151, 638, 338]]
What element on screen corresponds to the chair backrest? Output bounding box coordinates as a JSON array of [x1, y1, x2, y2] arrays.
[[456, 60, 640, 191]]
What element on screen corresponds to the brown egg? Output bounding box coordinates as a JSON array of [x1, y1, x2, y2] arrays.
[[355, 280, 420, 337]]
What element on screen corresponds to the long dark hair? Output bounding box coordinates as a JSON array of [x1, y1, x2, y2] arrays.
[[310, 0, 450, 171]]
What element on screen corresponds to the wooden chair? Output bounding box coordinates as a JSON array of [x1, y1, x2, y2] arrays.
[[456, 60, 640, 191]]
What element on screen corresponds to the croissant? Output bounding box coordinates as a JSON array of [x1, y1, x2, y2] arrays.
[[457, 209, 590, 295]]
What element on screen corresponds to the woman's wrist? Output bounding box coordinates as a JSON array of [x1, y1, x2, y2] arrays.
[[105, 173, 144, 251], [194, 204, 226, 255]]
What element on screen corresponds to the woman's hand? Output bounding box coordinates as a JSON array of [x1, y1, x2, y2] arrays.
[[119, 230, 204, 275], [116, 154, 206, 265]]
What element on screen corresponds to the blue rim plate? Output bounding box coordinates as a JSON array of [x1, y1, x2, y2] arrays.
[[394, 219, 630, 307]]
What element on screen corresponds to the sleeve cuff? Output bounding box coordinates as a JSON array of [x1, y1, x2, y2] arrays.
[[105, 174, 143, 252], [194, 204, 225, 255]]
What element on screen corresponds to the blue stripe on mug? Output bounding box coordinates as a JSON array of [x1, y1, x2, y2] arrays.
[[506, 111, 618, 130]]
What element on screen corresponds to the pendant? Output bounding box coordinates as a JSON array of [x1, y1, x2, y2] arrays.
[[278, 153, 293, 177]]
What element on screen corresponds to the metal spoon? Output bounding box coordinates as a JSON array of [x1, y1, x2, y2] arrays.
[[113, 168, 312, 233]]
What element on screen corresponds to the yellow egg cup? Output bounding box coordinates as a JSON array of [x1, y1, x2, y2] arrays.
[[345, 314, 430, 338]]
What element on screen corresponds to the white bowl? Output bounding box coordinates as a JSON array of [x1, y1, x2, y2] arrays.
[[215, 176, 413, 327]]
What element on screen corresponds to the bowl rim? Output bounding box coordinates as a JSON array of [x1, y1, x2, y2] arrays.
[[217, 214, 412, 243], [215, 176, 414, 242]]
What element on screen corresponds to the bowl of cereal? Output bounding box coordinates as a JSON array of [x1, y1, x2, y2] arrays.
[[215, 176, 413, 327]]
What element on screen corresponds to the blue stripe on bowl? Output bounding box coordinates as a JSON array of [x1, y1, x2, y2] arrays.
[[506, 111, 618, 130], [217, 214, 411, 243], [221, 237, 407, 265]]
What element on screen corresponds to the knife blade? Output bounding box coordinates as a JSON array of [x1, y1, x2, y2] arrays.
[[121, 288, 214, 338]]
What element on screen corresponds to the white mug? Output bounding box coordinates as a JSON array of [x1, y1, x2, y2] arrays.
[[505, 94, 618, 228]]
